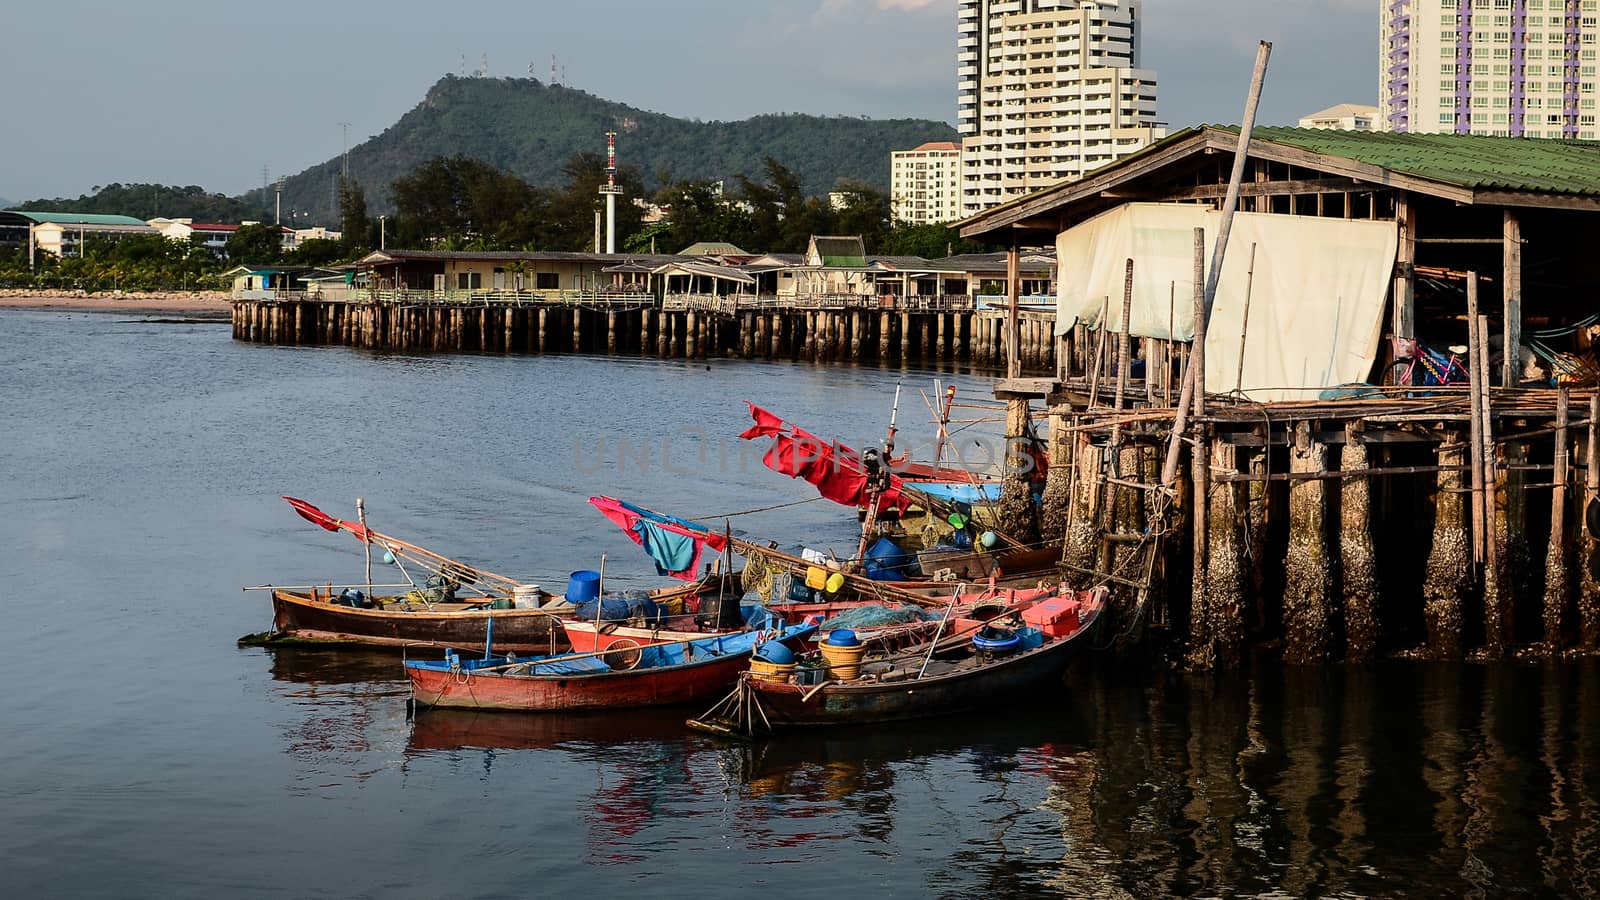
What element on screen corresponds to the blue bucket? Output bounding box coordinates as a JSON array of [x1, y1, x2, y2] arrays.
[[567, 570, 602, 604], [826, 629, 861, 648]]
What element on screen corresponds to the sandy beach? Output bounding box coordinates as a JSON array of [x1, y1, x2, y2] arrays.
[[0, 293, 232, 315]]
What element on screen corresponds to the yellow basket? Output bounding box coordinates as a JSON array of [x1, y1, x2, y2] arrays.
[[749, 658, 797, 683], [819, 643, 867, 681]]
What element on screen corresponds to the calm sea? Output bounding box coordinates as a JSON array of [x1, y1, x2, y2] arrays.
[[1, 310, 1596, 899]]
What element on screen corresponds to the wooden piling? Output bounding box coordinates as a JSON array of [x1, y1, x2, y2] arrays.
[[1039, 414, 1073, 542], [1061, 435, 1102, 588], [1424, 438, 1470, 658], [1546, 387, 1570, 649], [1283, 420, 1332, 664], [1201, 437, 1245, 669], [1584, 392, 1600, 651], [1341, 421, 1379, 662], [997, 397, 1041, 542]]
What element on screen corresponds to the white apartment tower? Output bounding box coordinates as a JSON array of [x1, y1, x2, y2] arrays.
[[1381, 0, 1600, 139], [891, 142, 964, 224], [958, 0, 1163, 216]]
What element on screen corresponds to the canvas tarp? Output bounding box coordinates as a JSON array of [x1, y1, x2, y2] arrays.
[[1055, 203, 1399, 402]]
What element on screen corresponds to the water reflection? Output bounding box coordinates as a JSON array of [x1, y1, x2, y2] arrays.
[[267, 645, 1600, 897]]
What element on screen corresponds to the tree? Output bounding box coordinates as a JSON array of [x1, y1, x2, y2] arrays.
[[880, 223, 987, 260], [226, 223, 284, 265], [338, 177, 370, 254], [289, 239, 346, 267]]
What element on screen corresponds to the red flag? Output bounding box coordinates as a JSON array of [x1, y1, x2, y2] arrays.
[[738, 402, 787, 440]]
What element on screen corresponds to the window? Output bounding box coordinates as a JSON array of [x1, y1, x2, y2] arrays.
[[535, 273, 558, 290], [456, 272, 482, 290]]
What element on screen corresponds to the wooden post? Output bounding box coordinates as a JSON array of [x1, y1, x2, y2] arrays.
[[1114, 259, 1134, 411], [607, 311, 618, 355], [879, 311, 891, 361], [997, 396, 1040, 543], [1424, 437, 1471, 658], [900, 311, 912, 362], [1503, 210, 1523, 388], [1393, 194, 1417, 344], [1061, 435, 1102, 589], [1198, 436, 1244, 670], [1546, 386, 1570, 650], [686, 310, 698, 359], [1582, 392, 1600, 650], [1007, 243, 1021, 379], [1342, 420, 1379, 662], [1283, 420, 1332, 664], [1039, 412, 1073, 542], [936, 312, 947, 361], [1189, 426, 1211, 667], [1467, 278, 1487, 564], [1234, 242, 1258, 395]]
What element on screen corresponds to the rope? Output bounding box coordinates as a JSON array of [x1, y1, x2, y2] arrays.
[[693, 496, 824, 519]]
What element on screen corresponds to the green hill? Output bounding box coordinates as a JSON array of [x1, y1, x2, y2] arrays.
[[261, 75, 957, 224], [14, 184, 268, 222]]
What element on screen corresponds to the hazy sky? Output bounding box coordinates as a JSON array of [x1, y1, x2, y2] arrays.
[[1, 0, 1376, 202]]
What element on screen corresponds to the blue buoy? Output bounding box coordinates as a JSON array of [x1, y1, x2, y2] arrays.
[[825, 629, 861, 647], [383, 550, 396, 565], [567, 570, 602, 604]]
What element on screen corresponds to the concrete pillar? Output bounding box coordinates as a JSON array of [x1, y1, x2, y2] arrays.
[[686, 311, 698, 359], [1196, 438, 1245, 670], [936, 313, 947, 361], [900, 312, 912, 361]]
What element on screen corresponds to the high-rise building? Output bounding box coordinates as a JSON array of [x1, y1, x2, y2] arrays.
[[1299, 103, 1381, 131], [958, 0, 1163, 216], [1381, 0, 1600, 139], [891, 142, 964, 225]]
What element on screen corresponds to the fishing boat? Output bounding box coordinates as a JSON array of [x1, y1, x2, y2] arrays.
[[689, 586, 1106, 735], [246, 496, 735, 654], [406, 621, 817, 712]]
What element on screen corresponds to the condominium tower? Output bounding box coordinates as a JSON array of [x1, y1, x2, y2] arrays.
[[958, 0, 1163, 216], [1381, 0, 1600, 138], [891, 142, 963, 225]]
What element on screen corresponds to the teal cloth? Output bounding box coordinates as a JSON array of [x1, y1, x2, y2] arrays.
[[632, 519, 697, 576]]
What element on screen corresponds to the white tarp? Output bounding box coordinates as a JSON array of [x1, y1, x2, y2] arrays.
[[1055, 203, 1399, 402]]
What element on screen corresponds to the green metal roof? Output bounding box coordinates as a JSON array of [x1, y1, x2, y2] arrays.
[[1229, 126, 1600, 198], [0, 210, 150, 226]]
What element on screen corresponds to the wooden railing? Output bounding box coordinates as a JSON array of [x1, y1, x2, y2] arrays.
[[661, 293, 980, 313]]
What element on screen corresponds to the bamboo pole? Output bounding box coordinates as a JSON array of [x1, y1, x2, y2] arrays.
[[1584, 392, 1600, 650], [1160, 41, 1273, 488], [1085, 295, 1110, 410], [1114, 259, 1134, 412], [357, 499, 372, 598], [1233, 242, 1258, 395]]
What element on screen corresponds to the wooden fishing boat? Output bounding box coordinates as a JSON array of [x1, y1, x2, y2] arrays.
[[264, 574, 732, 653], [689, 587, 1106, 735], [249, 495, 741, 653], [406, 621, 817, 712], [564, 584, 1056, 653]]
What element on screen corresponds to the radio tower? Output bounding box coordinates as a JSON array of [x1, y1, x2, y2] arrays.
[[598, 131, 624, 254]]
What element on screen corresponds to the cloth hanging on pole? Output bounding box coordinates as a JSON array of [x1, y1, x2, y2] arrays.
[[738, 402, 912, 512], [589, 496, 729, 581]]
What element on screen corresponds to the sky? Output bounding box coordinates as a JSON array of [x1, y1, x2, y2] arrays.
[[0, 0, 1377, 203]]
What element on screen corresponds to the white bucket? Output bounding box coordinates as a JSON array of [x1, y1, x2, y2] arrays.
[[512, 584, 543, 608]]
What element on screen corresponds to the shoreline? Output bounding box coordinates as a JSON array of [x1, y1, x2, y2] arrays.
[[0, 293, 232, 315]]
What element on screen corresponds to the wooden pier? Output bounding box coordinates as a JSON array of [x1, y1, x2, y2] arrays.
[[229, 294, 1062, 371]]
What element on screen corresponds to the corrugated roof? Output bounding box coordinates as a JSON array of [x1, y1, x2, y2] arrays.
[[810, 235, 866, 267], [0, 211, 149, 226], [1227, 125, 1600, 197]]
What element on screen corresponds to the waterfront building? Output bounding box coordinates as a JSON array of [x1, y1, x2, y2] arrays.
[[1298, 103, 1381, 131], [891, 141, 963, 225], [148, 218, 297, 257], [958, 0, 1163, 216], [0, 211, 154, 262], [1381, 0, 1600, 138]]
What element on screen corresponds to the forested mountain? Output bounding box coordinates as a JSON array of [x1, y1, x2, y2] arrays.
[[259, 75, 957, 224], [14, 184, 268, 222]]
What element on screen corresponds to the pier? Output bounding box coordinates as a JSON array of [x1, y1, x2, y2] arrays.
[[963, 126, 1600, 666], [229, 293, 1062, 370]]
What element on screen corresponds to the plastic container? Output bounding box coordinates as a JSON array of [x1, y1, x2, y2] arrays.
[[826, 629, 861, 647], [749, 658, 797, 683], [819, 640, 870, 675], [567, 570, 602, 604], [512, 584, 543, 609], [754, 642, 796, 665]]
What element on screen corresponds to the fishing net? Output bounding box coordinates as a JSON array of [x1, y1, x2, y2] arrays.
[[818, 604, 935, 632]]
